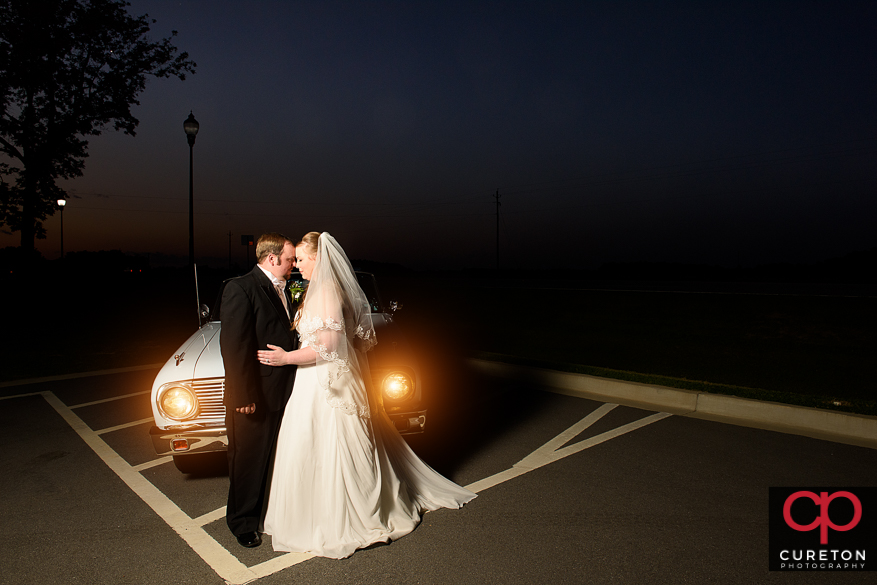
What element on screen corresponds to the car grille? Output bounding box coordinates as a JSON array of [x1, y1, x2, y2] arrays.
[[192, 377, 226, 423]]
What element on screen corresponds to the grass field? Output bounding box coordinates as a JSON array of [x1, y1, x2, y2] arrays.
[[4, 269, 875, 416], [382, 275, 877, 416]]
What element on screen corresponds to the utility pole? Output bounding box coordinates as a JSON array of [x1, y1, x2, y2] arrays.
[[493, 188, 501, 270], [183, 112, 200, 268]]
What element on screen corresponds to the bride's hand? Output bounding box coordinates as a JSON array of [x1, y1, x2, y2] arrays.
[[258, 344, 288, 367]]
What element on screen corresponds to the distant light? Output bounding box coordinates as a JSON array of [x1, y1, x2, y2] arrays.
[[57, 199, 66, 207], [184, 111, 199, 138]]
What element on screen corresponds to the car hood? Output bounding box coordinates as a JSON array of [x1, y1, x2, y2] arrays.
[[153, 313, 395, 390], [152, 322, 225, 389]]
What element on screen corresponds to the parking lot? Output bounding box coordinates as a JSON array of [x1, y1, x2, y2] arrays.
[[2, 364, 876, 584]]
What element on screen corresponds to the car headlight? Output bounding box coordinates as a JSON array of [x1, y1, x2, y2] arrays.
[[381, 371, 414, 403], [157, 384, 199, 420]]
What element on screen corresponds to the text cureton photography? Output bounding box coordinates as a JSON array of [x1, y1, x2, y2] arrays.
[[769, 487, 875, 571]]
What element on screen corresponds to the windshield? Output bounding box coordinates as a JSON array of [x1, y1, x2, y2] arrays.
[[355, 272, 383, 313]]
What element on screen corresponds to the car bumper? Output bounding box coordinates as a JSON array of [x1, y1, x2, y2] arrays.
[[150, 424, 228, 456], [387, 409, 427, 434], [151, 409, 427, 455]]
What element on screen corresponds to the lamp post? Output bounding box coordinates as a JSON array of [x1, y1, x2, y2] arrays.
[[183, 111, 200, 267], [57, 198, 67, 259]]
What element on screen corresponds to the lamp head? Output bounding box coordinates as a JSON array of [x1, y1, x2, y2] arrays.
[[184, 111, 199, 145]]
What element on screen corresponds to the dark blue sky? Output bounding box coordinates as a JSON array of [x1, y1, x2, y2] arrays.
[[9, 0, 876, 269]]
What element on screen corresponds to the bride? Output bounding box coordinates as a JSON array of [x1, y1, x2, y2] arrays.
[[257, 231, 476, 558]]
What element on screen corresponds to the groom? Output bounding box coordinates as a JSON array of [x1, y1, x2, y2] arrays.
[[220, 232, 298, 548]]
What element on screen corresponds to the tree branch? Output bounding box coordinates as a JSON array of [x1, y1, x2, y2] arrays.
[[0, 135, 24, 163]]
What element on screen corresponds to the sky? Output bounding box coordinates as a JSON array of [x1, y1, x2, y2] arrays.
[[5, 0, 876, 270]]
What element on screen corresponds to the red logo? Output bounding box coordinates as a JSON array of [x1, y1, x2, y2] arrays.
[[783, 491, 862, 544]]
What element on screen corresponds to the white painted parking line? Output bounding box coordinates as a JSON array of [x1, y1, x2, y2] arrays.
[[0, 364, 163, 387], [194, 507, 227, 528], [70, 390, 151, 409], [17, 386, 672, 584], [250, 552, 315, 580], [39, 391, 315, 584], [133, 456, 173, 472], [0, 390, 42, 400], [96, 417, 155, 435], [547, 412, 672, 462], [465, 406, 672, 493], [524, 402, 618, 458]]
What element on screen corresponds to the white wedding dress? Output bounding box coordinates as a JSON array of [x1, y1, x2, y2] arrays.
[[262, 326, 477, 558]]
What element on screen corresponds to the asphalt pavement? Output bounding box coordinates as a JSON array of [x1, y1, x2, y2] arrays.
[[1, 364, 876, 585]]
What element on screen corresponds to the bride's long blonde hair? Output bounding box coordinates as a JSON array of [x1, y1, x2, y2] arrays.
[[292, 231, 321, 329]]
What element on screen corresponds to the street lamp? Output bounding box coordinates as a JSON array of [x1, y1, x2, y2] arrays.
[[57, 197, 67, 259], [184, 111, 200, 267]]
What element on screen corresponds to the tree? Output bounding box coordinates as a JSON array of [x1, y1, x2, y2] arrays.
[[0, 0, 196, 255]]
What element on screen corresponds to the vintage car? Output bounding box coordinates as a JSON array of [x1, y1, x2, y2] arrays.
[[149, 271, 425, 473]]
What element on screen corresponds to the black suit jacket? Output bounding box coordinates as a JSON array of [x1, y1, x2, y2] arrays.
[[220, 266, 297, 412]]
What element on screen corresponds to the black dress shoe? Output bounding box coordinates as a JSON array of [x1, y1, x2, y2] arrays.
[[236, 531, 262, 548]]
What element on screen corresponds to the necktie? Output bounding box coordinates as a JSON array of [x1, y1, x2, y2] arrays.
[[274, 282, 289, 317]]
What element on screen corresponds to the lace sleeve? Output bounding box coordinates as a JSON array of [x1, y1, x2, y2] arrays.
[[355, 323, 377, 352], [298, 235, 376, 418]]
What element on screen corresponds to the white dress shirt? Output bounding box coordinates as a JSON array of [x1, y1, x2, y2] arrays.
[[258, 264, 289, 318]]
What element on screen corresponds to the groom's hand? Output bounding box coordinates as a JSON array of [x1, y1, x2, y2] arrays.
[[235, 403, 256, 414]]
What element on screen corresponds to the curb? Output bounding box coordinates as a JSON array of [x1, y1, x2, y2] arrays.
[[467, 358, 877, 450]]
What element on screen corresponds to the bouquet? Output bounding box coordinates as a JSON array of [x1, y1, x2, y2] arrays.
[[288, 279, 307, 304]]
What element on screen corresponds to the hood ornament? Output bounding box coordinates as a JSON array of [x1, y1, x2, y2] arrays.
[[174, 352, 186, 366]]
